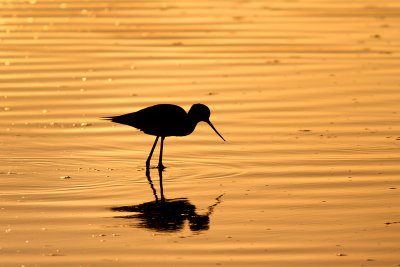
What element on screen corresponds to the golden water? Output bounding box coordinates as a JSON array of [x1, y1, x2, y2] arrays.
[[1, 0, 400, 266]]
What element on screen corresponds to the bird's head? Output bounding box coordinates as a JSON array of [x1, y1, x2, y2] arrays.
[[188, 104, 225, 141], [188, 103, 211, 122]]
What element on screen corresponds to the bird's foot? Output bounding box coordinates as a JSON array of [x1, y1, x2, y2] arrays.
[[157, 164, 166, 171]]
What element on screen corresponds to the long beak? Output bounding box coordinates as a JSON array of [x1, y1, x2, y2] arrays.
[[206, 120, 226, 141]]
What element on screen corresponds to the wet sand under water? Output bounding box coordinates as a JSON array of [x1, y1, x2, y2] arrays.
[[1, 0, 400, 266]]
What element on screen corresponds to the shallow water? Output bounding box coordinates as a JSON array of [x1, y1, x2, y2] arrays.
[[1, 0, 400, 266]]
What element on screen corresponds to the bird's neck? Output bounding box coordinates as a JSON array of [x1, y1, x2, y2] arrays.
[[185, 118, 200, 135]]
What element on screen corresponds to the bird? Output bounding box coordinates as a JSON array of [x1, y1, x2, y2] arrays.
[[104, 103, 225, 169]]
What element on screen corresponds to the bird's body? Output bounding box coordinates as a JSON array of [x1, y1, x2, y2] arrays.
[[104, 103, 225, 169], [108, 104, 196, 137]]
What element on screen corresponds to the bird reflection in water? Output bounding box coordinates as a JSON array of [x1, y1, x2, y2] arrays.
[[111, 168, 224, 233]]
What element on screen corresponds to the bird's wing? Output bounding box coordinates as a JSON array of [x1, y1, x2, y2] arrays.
[[135, 104, 188, 135], [106, 104, 189, 136]]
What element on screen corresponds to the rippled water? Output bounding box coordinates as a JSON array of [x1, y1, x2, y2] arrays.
[[1, 0, 400, 266]]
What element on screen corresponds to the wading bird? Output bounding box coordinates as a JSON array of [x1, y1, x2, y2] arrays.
[[104, 104, 225, 169]]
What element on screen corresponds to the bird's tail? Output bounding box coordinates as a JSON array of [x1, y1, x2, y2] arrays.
[[101, 114, 133, 126], [101, 116, 115, 121]]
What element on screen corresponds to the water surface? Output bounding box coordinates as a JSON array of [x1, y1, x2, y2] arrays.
[[1, 0, 400, 266]]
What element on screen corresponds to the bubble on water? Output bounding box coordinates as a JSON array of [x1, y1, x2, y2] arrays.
[[160, 3, 170, 11], [46, 253, 64, 256], [41, 109, 48, 114], [336, 253, 347, 256]]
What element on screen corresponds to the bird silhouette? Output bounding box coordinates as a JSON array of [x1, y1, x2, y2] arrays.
[[104, 103, 225, 169]]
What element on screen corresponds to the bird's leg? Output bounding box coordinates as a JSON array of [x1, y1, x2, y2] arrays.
[[146, 136, 159, 169], [158, 136, 166, 170]]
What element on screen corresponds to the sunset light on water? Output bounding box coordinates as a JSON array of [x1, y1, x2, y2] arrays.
[[1, 1, 400, 266]]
